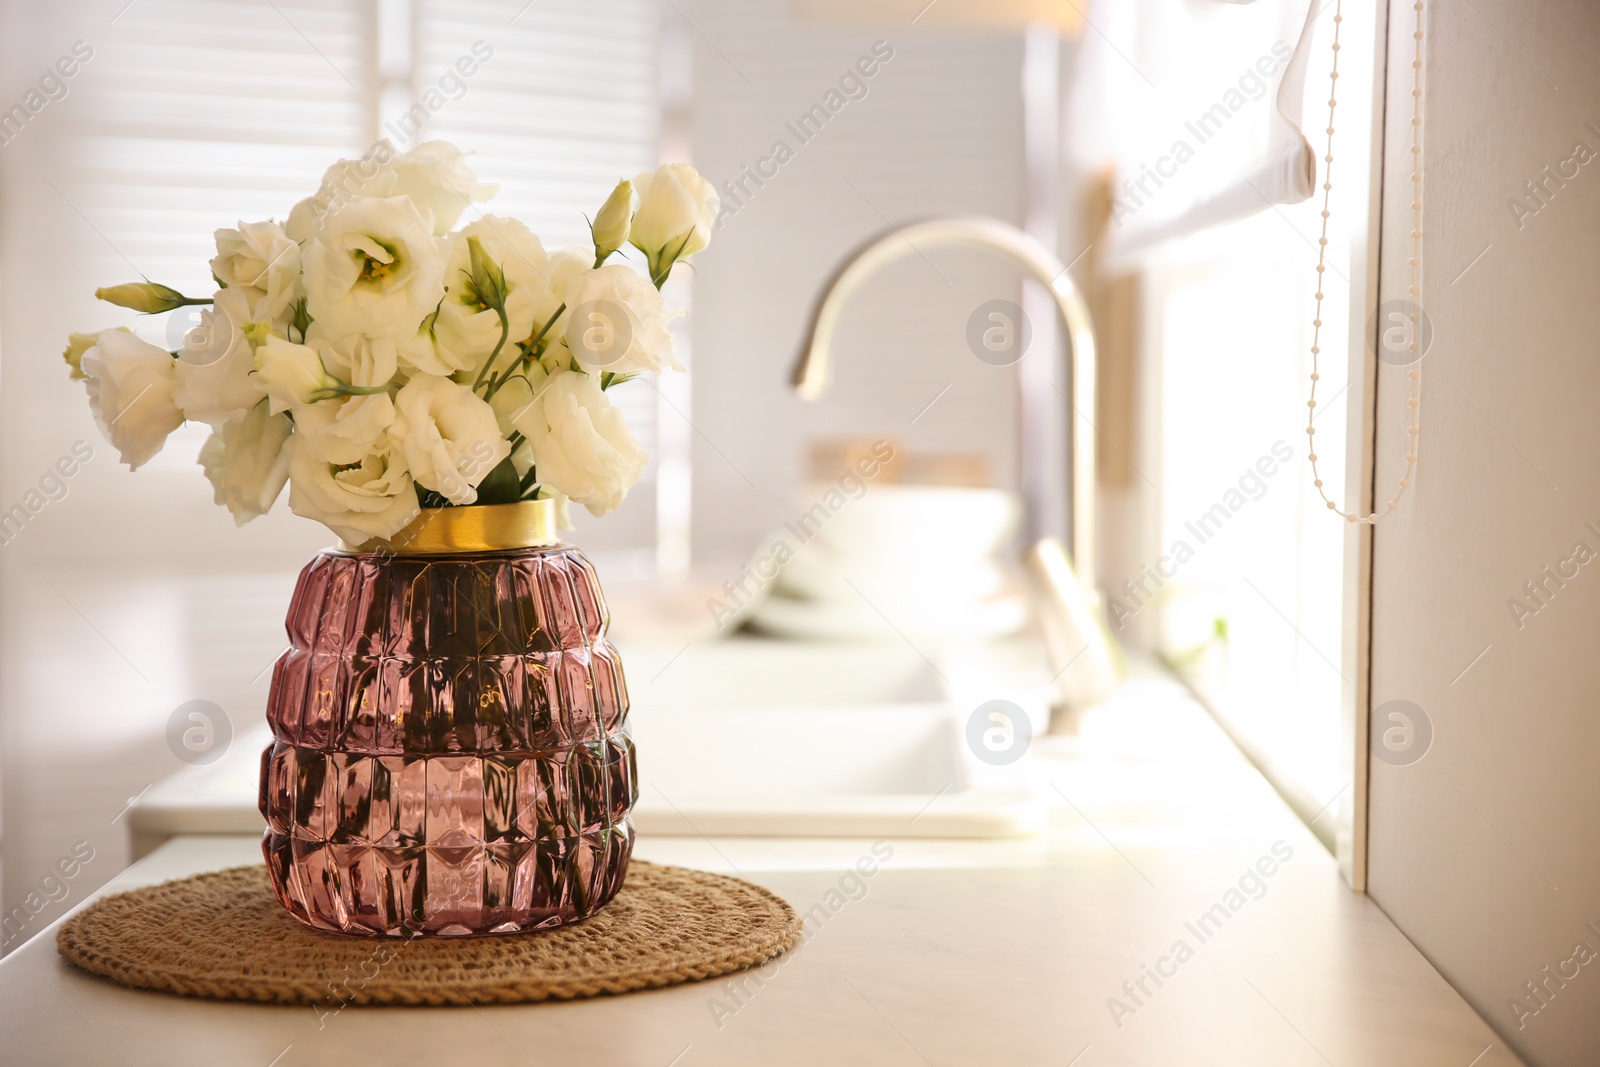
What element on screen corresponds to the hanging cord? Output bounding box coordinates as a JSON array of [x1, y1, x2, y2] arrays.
[[1306, 0, 1425, 524]]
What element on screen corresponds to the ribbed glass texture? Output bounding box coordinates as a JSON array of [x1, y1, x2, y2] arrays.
[[259, 544, 635, 936]]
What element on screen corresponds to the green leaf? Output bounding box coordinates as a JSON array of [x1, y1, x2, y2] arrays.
[[472, 455, 523, 506]]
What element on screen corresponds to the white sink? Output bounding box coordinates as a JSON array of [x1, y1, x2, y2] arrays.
[[620, 637, 1049, 839], [127, 637, 1051, 855], [620, 638, 950, 709]]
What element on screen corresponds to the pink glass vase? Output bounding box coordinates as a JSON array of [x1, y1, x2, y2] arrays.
[[258, 502, 635, 937]]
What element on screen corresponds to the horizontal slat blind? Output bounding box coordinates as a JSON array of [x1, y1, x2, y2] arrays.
[[53, 0, 662, 493], [55, 0, 368, 471], [63, 0, 369, 291], [416, 0, 661, 476]]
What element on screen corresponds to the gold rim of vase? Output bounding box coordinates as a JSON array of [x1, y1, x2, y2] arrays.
[[339, 498, 561, 555]]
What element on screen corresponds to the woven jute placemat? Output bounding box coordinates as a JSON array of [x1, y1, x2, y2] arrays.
[[57, 861, 801, 1006]]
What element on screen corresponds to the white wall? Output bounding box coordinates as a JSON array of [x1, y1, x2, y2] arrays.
[[1367, 2, 1600, 1064]]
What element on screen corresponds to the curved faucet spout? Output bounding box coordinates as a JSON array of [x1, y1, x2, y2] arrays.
[[789, 215, 1098, 595]]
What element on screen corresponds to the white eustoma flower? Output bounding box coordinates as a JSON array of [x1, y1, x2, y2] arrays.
[[287, 140, 497, 240], [253, 335, 339, 413], [512, 369, 645, 517], [80, 329, 185, 471], [436, 217, 554, 375], [303, 327, 399, 389], [487, 360, 551, 441], [302, 195, 447, 339], [210, 220, 302, 320], [198, 400, 293, 524], [492, 370, 592, 532], [286, 186, 332, 244], [64, 328, 121, 380], [287, 435, 420, 545], [173, 288, 268, 426], [293, 393, 396, 468], [562, 263, 681, 375], [544, 246, 592, 320], [386, 141, 499, 236], [391, 374, 510, 504], [267, 332, 396, 466], [629, 164, 717, 279], [397, 307, 473, 377]]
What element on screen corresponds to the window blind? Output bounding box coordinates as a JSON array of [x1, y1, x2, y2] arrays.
[[58, 0, 370, 471], [55, 0, 663, 491], [63, 0, 370, 290], [415, 0, 663, 486], [1064, 0, 1320, 264]]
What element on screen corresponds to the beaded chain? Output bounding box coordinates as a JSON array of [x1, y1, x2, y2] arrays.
[[1306, 0, 1425, 524]]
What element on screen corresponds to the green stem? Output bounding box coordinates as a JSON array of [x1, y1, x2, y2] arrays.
[[482, 304, 566, 403], [472, 307, 511, 392], [310, 378, 394, 402], [526, 303, 565, 351], [484, 371, 530, 404]]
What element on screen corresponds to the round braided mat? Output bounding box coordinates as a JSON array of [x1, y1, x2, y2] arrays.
[[57, 861, 801, 1006]]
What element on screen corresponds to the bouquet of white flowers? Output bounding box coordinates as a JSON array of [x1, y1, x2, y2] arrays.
[[61, 141, 716, 544]]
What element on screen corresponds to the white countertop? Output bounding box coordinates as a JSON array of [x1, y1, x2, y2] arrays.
[[0, 667, 1523, 1066]]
